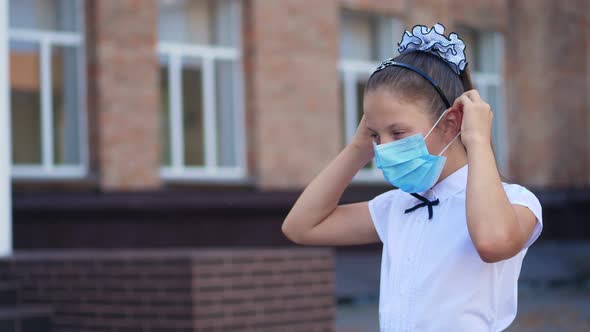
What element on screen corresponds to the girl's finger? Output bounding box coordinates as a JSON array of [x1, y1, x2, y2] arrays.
[[464, 89, 482, 102], [452, 95, 472, 110]]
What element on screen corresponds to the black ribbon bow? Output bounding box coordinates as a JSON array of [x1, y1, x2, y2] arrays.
[[404, 193, 440, 220]]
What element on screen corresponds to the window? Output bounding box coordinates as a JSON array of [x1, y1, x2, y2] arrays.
[[339, 10, 402, 182], [158, 0, 245, 181], [9, 0, 86, 178], [459, 28, 507, 172]]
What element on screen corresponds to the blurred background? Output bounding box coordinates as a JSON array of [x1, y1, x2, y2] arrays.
[[1, 0, 589, 331]]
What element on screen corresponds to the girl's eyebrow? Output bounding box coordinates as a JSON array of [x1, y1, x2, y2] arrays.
[[367, 123, 405, 132], [366, 126, 377, 133]]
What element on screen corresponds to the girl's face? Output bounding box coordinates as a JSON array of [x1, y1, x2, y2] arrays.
[[363, 88, 451, 156]]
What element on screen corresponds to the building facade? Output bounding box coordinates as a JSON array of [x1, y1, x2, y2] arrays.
[[8, 0, 590, 247], [3, 0, 590, 330]]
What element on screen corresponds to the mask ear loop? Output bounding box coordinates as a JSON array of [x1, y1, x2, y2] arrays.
[[438, 130, 461, 156], [425, 108, 450, 140], [424, 108, 462, 156]]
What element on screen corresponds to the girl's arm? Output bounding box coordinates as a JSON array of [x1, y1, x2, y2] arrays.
[[456, 89, 538, 263], [281, 115, 381, 246]]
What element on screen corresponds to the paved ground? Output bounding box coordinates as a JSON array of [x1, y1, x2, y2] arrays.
[[334, 240, 590, 331], [507, 285, 590, 331], [336, 301, 379, 332], [336, 286, 590, 331]]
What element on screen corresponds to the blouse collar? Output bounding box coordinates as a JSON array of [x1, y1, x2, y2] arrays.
[[416, 163, 468, 203]]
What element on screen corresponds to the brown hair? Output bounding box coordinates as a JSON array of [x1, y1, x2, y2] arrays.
[[365, 51, 473, 122]]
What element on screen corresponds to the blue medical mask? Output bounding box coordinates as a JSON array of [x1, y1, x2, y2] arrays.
[[372, 109, 461, 193]]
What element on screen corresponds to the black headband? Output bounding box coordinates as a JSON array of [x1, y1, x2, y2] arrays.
[[371, 60, 451, 109]]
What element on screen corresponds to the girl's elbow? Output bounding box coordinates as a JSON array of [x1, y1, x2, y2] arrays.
[[474, 236, 520, 263], [475, 245, 505, 263], [281, 220, 305, 245]]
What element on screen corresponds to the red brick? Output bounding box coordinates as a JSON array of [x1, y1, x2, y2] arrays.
[[1, 248, 335, 331], [86, 0, 161, 191]]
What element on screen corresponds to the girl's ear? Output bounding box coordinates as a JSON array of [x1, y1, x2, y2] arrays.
[[444, 106, 463, 135], [449, 102, 464, 114]]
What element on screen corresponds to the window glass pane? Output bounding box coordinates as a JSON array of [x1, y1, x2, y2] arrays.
[[486, 84, 506, 169], [340, 11, 376, 61], [215, 59, 237, 167], [457, 27, 480, 72], [10, 41, 41, 164], [478, 32, 499, 73], [375, 17, 401, 60], [158, 0, 238, 46], [478, 84, 502, 157], [9, 0, 79, 32], [456, 27, 501, 74], [485, 85, 501, 143], [159, 0, 211, 44], [340, 11, 399, 61], [52, 45, 80, 165], [159, 56, 171, 166], [182, 58, 204, 166], [211, 0, 240, 47]]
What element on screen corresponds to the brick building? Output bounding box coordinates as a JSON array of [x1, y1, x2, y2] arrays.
[[2, 0, 590, 331]]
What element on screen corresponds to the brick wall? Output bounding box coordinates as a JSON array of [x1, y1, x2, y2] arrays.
[[243, 0, 590, 190], [339, 0, 404, 14], [0, 248, 336, 332], [9, 0, 586, 192], [505, 0, 590, 188], [245, 0, 343, 190], [86, 0, 161, 191]]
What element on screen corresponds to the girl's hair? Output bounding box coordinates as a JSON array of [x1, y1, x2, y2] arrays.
[[365, 51, 473, 122]]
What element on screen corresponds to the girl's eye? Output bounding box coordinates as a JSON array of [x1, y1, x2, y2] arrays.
[[393, 131, 405, 137], [369, 134, 380, 144]]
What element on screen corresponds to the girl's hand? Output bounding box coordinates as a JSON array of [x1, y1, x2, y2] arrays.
[[350, 114, 375, 161], [451, 89, 493, 151]]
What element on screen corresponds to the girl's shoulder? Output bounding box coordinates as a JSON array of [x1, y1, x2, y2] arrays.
[[368, 188, 402, 209], [501, 182, 541, 205], [501, 181, 543, 249], [367, 189, 402, 243], [367, 189, 402, 220]]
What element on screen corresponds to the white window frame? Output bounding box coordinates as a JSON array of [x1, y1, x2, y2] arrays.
[[470, 32, 507, 174], [8, 0, 87, 179], [339, 15, 402, 183], [157, 1, 246, 182], [0, 0, 13, 257]]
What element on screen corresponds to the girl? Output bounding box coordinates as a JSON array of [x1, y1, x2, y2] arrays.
[[281, 23, 543, 331]]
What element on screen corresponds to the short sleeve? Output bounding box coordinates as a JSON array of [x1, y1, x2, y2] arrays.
[[503, 183, 543, 250], [367, 189, 398, 243]]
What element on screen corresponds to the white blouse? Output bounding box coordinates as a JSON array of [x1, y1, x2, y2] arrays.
[[368, 164, 543, 332]]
